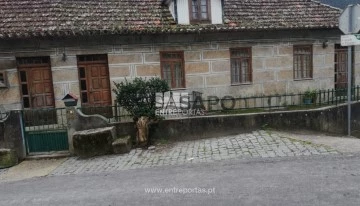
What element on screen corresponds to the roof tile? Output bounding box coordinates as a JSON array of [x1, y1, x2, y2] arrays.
[[0, 0, 341, 39]]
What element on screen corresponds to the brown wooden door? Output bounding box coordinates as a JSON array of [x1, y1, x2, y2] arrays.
[[17, 57, 56, 126], [335, 45, 348, 90], [78, 55, 112, 117], [17, 57, 55, 109], [29, 67, 55, 108], [85, 64, 111, 106]]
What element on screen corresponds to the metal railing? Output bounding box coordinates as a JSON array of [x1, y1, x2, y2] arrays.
[[199, 86, 360, 113], [156, 86, 360, 119], [22, 107, 67, 131], [72, 86, 360, 122]]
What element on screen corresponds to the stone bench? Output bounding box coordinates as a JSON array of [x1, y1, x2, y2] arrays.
[[0, 149, 18, 169], [72, 126, 116, 158]]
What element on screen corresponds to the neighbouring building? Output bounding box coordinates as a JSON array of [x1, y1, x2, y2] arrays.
[[318, 0, 360, 9], [0, 0, 359, 111]]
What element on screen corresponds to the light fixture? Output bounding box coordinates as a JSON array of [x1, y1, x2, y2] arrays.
[[322, 40, 328, 49], [62, 47, 67, 61], [62, 52, 67, 62]]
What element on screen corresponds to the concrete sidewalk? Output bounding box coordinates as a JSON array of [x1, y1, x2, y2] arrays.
[[0, 158, 66, 183], [275, 130, 360, 154], [0, 130, 359, 183]]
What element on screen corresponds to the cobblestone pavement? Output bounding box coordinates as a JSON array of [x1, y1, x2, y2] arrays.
[[50, 130, 338, 176], [0, 169, 8, 176]]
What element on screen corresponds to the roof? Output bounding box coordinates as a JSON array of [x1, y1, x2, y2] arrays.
[[317, 0, 360, 9], [0, 0, 341, 39]]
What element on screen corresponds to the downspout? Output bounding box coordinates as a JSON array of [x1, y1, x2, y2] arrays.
[[221, 0, 225, 20], [174, 0, 178, 23]]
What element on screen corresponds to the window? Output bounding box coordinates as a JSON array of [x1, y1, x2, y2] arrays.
[[294, 45, 313, 80], [160, 51, 185, 88], [189, 0, 210, 23], [230, 48, 252, 84]]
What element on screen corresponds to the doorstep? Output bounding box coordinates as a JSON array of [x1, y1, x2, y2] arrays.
[[25, 151, 71, 160]]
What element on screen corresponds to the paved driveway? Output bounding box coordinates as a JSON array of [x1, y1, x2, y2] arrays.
[[0, 130, 345, 182], [50, 130, 338, 176]]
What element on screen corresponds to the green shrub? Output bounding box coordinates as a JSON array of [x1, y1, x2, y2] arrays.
[[304, 88, 317, 100], [113, 77, 169, 119]]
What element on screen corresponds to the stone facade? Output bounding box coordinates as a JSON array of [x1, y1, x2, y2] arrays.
[[0, 30, 359, 109]]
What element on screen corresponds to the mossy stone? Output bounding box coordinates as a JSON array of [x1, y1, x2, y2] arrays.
[[0, 149, 18, 169], [112, 135, 132, 154]]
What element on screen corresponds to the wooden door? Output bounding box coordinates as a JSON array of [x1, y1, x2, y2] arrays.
[[335, 45, 348, 91], [17, 57, 56, 126], [18, 57, 55, 109], [78, 55, 112, 117], [29, 67, 55, 108], [86, 64, 111, 106]]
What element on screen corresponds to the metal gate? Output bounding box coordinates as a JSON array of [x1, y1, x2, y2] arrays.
[[22, 108, 69, 154]]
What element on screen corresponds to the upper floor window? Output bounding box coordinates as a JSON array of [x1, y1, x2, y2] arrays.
[[189, 0, 210, 23], [230, 48, 252, 84], [160, 51, 185, 88], [293, 45, 313, 80]]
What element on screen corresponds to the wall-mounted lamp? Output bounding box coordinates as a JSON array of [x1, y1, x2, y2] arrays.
[[322, 40, 328, 49], [62, 47, 67, 62], [62, 52, 67, 62]]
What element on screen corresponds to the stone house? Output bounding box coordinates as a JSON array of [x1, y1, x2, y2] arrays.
[[0, 0, 359, 111]]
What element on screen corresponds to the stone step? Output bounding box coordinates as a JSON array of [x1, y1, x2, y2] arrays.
[[112, 135, 132, 154]]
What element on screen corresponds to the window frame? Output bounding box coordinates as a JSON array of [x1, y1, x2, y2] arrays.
[[293, 45, 313, 80], [230, 47, 252, 85], [160, 51, 186, 89], [189, 0, 211, 23]]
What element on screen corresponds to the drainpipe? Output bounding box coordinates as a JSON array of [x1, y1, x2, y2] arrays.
[[221, 0, 225, 19], [174, 0, 178, 23]]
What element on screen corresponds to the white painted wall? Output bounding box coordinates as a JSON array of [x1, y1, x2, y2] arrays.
[[177, 0, 190, 25], [169, 1, 176, 20], [211, 0, 223, 24]]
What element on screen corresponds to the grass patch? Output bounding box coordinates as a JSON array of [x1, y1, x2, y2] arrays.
[[285, 104, 323, 111]]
